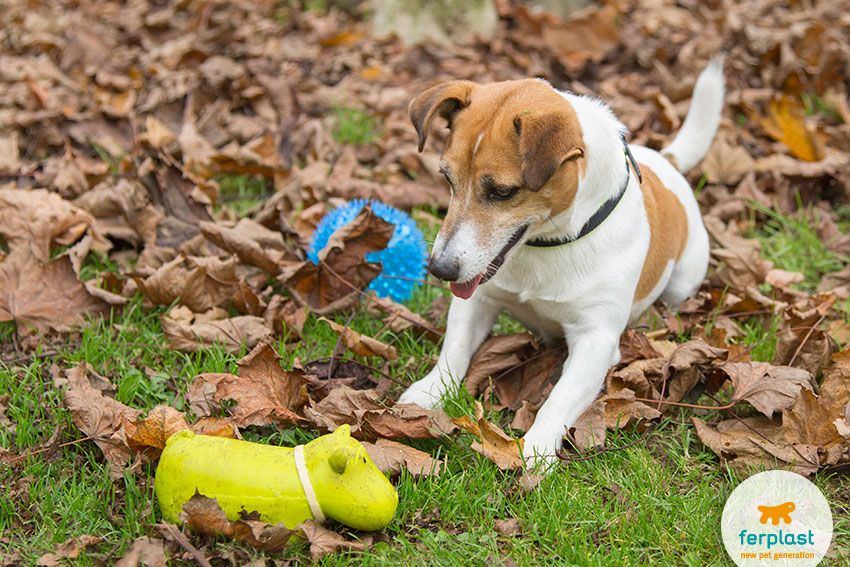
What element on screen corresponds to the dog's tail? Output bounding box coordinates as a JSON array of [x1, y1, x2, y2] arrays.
[[661, 57, 725, 172]]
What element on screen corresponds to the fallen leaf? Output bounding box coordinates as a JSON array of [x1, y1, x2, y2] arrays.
[[191, 342, 310, 428], [304, 386, 456, 440], [494, 518, 522, 537], [180, 492, 296, 552], [362, 438, 441, 477], [199, 219, 289, 276], [756, 95, 826, 161], [0, 188, 108, 262], [124, 405, 190, 458], [0, 251, 111, 334], [60, 363, 141, 471], [720, 361, 815, 417], [700, 137, 755, 185], [36, 535, 103, 567], [160, 313, 272, 353], [319, 316, 398, 360], [135, 255, 238, 312], [114, 537, 167, 567], [692, 416, 820, 476], [567, 400, 607, 450], [281, 205, 393, 313], [299, 519, 369, 561], [453, 402, 524, 470]]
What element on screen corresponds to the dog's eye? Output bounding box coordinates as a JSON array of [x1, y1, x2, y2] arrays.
[[489, 186, 520, 201]]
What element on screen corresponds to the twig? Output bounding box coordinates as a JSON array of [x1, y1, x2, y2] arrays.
[[1, 347, 63, 366], [376, 274, 449, 290], [327, 312, 354, 382], [788, 315, 826, 367], [155, 523, 213, 567], [318, 260, 444, 337], [8, 435, 94, 463]]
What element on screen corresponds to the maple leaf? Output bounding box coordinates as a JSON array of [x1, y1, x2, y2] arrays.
[[191, 341, 310, 428], [318, 316, 398, 360], [298, 519, 370, 561], [160, 313, 272, 354], [281, 205, 394, 313], [0, 251, 110, 334], [453, 402, 524, 470], [721, 361, 815, 418], [304, 386, 456, 440], [180, 493, 296, 552], [362, 438, 442, 478]]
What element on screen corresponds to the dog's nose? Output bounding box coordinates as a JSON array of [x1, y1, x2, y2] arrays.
[[428, 256, 460, 282]]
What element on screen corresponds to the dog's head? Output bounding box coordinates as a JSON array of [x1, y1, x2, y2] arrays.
[[410, 79, 585, 298]]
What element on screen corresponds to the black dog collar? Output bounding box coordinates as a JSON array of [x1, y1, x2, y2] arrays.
[[525, 136, 641, 248]]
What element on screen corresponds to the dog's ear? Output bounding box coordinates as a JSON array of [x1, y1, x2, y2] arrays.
[[409, 81, 476, 152], [513, 112, 583, 191]]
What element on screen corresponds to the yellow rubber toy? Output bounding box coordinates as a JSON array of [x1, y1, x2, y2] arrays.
[[154, 424, 398, 531]]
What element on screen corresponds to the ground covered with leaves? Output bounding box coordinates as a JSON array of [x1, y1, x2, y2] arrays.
[[1, 0, 850, 565]]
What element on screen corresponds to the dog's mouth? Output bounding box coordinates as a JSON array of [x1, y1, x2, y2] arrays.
[[449, 225, 528, 300]]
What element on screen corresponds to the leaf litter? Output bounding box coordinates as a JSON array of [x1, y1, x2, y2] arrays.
[[1, 0, 849, 563]]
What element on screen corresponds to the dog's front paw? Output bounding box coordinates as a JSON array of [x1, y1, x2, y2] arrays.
[[397, 379, 445, 409], [522, 423, 564, 473]]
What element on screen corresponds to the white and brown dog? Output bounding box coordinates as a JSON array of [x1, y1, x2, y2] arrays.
[[398, 60, 725, 468]]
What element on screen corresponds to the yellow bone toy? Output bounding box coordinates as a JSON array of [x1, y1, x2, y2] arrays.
[[154, 425, 398, 531]]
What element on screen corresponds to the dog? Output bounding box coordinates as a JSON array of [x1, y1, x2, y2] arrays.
[[397, 59, 725, 468]]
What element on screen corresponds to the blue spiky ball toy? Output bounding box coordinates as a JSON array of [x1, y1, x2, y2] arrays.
[[307, 199, 427, 302]]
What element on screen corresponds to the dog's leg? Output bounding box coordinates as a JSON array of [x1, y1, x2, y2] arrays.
[[522, 326, 621, 469], [398, 294, 501, 409]]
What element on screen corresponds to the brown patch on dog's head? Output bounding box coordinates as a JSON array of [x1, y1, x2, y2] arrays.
[[410, 79, 587, 283], [409, 81, 476, 152]]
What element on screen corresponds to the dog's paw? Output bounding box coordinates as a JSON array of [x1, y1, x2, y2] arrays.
[[397, 380, 444, 409], [522, 424, 564, 473]]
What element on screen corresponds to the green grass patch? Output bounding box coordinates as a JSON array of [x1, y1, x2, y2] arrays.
[[747, 202, 845, 290], [331, 105, 381, 146]]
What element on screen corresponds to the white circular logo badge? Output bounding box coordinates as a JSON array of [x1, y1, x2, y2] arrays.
[[722, 470, 833, 566]]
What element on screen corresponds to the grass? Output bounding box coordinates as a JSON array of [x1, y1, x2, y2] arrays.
[[215, 173, 271, 216], [2, 212, 849, 566], [746, 202, 845, 291], [331, 105, 381, 146]]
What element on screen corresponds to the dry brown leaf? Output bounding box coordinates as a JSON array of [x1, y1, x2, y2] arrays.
[[36, 535, 103, 567], [160, 313, 272, 353], [0, 251, 111, 334], [365, 292, 440, 339], [135, 255, 238, 312], [124, 405, 190, 459], [618, 330, 663, 366], [304, 386, 455, 440], [692, 416, 820, 476], [700, 137, 755, 185], [180, 492, 296, 552], [61, 363, 142, 474], [199, 219, 289, 276], [0, 188, 108, 262], [664, 340, 728, 404], [191, 342, 310, 428], [299, 519, 369, 561], [602, 389, 662, 430], [568, 400, 607, 450], [113, 537, 167, 567], [453, 402, 524, 470], [720, 361, 815, 417], [362, 438, 441, 478], [318, 316, 397, 360], [281, 205, 393, 312]]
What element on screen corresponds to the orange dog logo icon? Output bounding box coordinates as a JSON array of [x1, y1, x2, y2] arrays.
[[757, 502, 795, 525]]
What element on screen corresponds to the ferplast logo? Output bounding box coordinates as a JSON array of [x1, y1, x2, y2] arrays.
[[722, 471, 832, 566]]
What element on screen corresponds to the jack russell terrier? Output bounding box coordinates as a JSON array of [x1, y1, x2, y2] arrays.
[[398, 60, 725, 468]]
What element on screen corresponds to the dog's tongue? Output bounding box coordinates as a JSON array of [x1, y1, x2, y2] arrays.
[[450, 274, 482, 300]]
